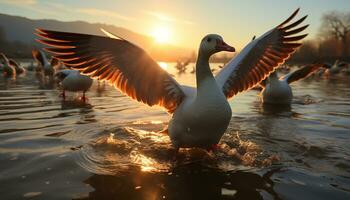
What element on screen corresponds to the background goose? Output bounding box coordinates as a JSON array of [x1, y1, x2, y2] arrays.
[[36, 8, 308, 151], [0, 53, 16, 78], [260, 64, 326, 104], [55, 69, 93, 101], [8, 59, 25, 75], [32, 49, 57, 78], [325, 60, 348, 76]]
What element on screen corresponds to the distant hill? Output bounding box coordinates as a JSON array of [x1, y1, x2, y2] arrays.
[[0, 13, 192, 61]]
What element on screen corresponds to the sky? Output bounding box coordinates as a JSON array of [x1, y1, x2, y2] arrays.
[[0, 0, 349, 50]]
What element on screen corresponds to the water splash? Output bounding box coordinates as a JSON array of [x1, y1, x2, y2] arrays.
[[77, 126, 280, 175], [107, 133, 116, 143]]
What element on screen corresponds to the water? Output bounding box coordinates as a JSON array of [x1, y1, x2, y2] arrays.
[[0, 62, 349, 200]]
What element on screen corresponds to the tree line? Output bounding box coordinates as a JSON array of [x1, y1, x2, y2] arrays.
[[289, 10, 350, 64]]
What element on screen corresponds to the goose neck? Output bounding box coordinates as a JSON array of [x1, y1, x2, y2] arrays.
[[196, 52, 213, 88]]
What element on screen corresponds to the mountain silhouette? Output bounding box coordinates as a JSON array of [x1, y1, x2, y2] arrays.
[[0, 13, 191, 61]]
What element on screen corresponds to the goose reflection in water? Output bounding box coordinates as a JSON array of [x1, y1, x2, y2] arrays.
[[60, 99, 93, 110], [77, 164, 282, 200]]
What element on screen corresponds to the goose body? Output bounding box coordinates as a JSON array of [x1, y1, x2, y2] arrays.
[[261, 64, 326, 104], [169, 66, 232, 148], [261, 73, 293, 104], [56, 69, 93, 101], [37, 9, 308, 150], [57, 70, 93, 91]]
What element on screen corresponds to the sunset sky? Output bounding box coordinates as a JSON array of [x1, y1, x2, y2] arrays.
[[0, 0, 349, 51]]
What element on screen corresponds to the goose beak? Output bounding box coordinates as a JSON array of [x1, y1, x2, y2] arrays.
[[216, 39, 235, 52]]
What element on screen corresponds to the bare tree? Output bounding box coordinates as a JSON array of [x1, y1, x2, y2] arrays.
[[290, 40, 319, 63], [320, 11, 350, 57]]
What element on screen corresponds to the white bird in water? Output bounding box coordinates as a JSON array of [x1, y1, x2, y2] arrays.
[[260, 64, 327, 105], [0, 53, 16, 78], [55, 69, 93, 101], [36, 9, 308, 152]]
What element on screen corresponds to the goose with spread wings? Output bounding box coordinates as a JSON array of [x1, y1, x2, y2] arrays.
[[36, 9, 308, 151], [260, 64, 327, 104]]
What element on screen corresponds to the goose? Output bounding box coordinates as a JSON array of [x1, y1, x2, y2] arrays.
[[36, 9, 308, 151], [325, 60, 348, 77], [32, 49, 59, 78], [55, 69, 93, 101], [260, 64, 326, 104], [8, 59, 26, 75], [0, 53, 16, 78]]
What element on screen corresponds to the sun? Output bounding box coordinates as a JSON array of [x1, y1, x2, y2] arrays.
[[152, 26, 171, 44]]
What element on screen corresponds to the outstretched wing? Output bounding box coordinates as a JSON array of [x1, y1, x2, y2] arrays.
[[215, 8, 308, 99], [35, 29, 185, 113], [281, 64, 324, 84]]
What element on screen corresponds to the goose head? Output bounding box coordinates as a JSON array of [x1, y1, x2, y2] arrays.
[[199, 34, 235, 58]]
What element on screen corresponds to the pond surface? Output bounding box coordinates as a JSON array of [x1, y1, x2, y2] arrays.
[[0, 62, 349, 200]]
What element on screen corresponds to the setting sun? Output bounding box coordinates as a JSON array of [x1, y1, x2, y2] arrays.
[[152, 26, 171, 44]]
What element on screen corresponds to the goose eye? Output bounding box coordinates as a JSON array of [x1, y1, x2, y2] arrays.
[[207, 37, 211, 42]]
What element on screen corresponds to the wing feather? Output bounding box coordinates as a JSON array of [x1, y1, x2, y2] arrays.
[[215, 8, 308, 98], [36, 29, 186, 113], [282, 64, 325, 84]]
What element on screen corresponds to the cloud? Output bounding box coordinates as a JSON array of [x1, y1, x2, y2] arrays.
[[143, 10, 194, 25], [0, 0, 55, 16], [0, 0, 37, 5], [77, 8, 135, 21], [43, 2, 136, 22], [0, 1, 135, 22]]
